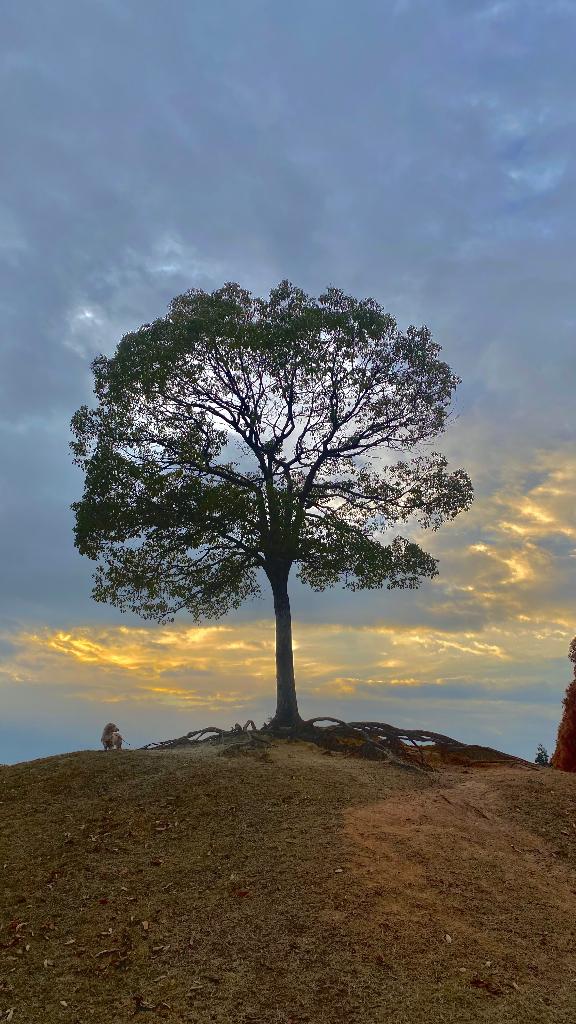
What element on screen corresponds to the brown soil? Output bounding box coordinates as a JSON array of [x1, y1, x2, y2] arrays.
[[1, 741, 576, 1023]]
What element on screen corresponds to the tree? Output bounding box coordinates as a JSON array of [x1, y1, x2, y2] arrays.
[[535, 744, 550, 766], [551, 637, 576, 771], [71, 281, 473, 729]]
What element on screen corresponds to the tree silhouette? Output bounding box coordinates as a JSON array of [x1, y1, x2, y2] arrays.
[[535, 744, 549, 766], [71, 281, 473, 729]]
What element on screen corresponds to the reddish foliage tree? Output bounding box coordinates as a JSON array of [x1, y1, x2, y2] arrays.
[[551, 637, 576, 772]]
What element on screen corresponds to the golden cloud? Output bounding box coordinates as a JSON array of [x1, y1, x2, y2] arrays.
[[407, 446, 576, 636], [0, 448, 573, 722], [0, 609, 569, 712]]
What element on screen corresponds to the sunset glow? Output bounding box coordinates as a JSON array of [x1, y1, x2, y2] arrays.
[[1, 1, 574, 763]]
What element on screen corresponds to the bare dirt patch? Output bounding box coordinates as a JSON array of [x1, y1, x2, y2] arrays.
[[1, 743, 575, 1023], [343, 765, 576, 1022]]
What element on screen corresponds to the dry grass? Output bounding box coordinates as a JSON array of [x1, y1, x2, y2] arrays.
[[1, 741, 576, 1023]]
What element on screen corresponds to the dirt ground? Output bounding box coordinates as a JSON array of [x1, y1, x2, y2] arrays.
[[1, 740, 576, 1023]]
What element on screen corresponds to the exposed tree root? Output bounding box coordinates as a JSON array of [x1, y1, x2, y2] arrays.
[[142, 716, 536, 772], [142, 721, 270, 756]]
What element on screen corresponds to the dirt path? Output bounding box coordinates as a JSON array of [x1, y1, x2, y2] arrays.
[[342, 766, 576, 1021]]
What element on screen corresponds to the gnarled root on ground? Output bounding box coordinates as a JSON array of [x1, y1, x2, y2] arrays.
[[142, 721, 270, 757], [142, 717, 536, 771]]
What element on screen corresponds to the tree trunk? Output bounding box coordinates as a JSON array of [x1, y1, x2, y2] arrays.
[[267, 565, 301, 728]]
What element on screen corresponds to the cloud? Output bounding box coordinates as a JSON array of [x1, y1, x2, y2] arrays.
[[419, 446, 576, 627], [1, 0, 575, 760], [1, 444, 573, 763]]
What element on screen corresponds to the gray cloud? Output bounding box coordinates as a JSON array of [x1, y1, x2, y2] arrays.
[[0, 1, 574, 756]]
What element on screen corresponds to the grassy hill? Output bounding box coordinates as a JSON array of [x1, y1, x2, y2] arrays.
[[1, 741, 576, 1023]]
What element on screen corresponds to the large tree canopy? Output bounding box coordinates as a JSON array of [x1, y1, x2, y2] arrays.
[[71, 280, 473, 726]]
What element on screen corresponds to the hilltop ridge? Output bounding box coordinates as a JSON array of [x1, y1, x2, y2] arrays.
[[1, 741, 576, 1023]]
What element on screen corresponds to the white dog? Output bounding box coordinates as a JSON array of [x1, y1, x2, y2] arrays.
[[101, 722, 118, 750], [112, 730, 124, 750]]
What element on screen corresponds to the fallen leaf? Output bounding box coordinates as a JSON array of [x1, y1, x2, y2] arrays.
[[470, 976, 503, 997], [142, 921, 150, 931], [132, 994, 155, 1010]]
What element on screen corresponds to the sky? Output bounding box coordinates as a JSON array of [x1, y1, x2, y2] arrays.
[[1, 0, 575, 763]]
